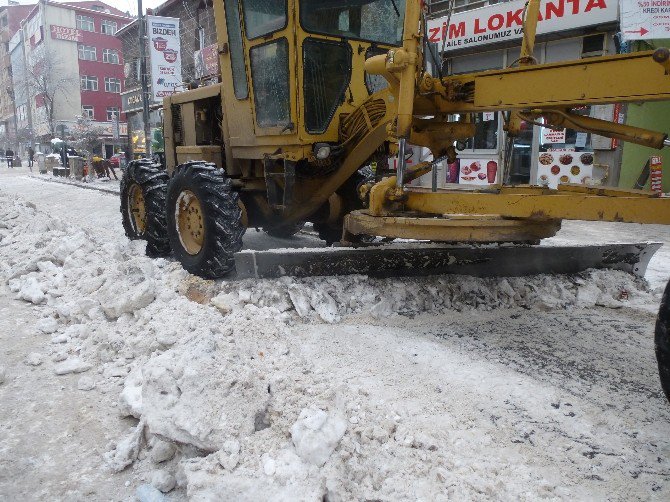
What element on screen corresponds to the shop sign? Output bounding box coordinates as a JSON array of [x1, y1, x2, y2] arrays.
[[541, 127, 566, 144], [620, 0, 670, 40], [537, 149, 594, 188], [50, 25, 82, 42], [122, 89, 144, 113], [147, 16, 182, 102], [195, 44, 220, 79], [427, 0, 618, 50], [100, 123, 128, 137], [459, 158, 499, 185], [650, 155, 663, 193]]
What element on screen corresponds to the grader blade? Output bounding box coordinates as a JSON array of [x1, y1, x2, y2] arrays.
[[231, 242, 661, 280]]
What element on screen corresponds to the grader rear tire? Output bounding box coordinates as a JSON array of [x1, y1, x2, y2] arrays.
[[120, 159, 170, 256], [655, 279, 670, 404], [166, 162, 245, 279]]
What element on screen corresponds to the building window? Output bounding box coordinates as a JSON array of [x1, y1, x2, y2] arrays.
[[107, 106, 119, 121], [76, 15, 95, 32], [104, 77, 121, 93], [81, 75, 99, 91], [78, 44, 97, 61], [82, 105, 94, 118], [102, 49, 119, 64], [101, 20, 117, 35]]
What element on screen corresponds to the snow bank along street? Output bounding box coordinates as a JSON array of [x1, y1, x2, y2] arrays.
[[2, 170, 670, 501]]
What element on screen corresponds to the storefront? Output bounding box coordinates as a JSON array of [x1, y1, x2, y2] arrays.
[[426, 0, 623, 188]]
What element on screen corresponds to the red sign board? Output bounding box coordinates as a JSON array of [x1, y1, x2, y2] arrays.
[[195, 44, 220, 79], [50, 25, 82, 42], [650, 155, 663, 193]]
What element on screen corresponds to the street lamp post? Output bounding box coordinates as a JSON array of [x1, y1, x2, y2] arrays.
[[138, 0, 152, 158]]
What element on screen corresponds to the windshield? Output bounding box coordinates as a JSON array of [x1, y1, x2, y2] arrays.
[[300, 0, 405, 46]]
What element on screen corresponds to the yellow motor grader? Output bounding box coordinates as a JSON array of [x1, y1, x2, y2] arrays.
[[119, 0, 670, 400]]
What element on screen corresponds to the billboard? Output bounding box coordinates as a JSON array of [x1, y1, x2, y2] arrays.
[[427, 0, 618, 50], [146, 15, 182, 102], [620, 0, 670, 40]]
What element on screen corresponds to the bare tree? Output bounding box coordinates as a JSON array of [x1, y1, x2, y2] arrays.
[[23, 47, 76, 139], [71, 115, 104, 160]]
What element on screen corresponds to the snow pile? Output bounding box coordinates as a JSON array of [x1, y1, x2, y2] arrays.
[[214, 270, 648, 323], [0, 191, 663, 499]]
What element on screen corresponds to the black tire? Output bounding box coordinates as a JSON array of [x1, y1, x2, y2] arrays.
[[314, 169, 373, 245], [655, 278, 670, 403], [263, 222, 305, 239], [313, 223, 343, 245], [120, 159, 170, 257], [166, 162, 245, 279]]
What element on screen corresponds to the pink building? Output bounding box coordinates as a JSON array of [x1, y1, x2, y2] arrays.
[[17, 1, 132, 156]]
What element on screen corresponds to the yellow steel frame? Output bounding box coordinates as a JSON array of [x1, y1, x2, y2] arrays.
[[172, 0, 670, 238]]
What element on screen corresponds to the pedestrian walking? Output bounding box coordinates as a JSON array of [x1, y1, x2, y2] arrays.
[[104, 159, 119, 180], [28, 147, 34, 169], [6, 148, 14, 168]]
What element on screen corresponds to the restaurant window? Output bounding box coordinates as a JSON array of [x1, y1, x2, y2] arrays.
[[101, 20, 118, 35], [105, 77, 121, 93], [103, 49, 119, 64], [80, 75, 98, 91], [76, 15, 94, 32], [82, 105, 94, 118], [78, 44, 97, 61]]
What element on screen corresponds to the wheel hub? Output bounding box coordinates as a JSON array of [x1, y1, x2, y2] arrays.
[[128, 183, 147, 235], [176, 189, 204, 255]]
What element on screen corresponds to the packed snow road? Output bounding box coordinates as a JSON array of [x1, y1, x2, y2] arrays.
[[1, 165, 670, 501]]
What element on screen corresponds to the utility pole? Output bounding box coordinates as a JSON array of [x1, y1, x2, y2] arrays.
[[138, 0, 152, 157]]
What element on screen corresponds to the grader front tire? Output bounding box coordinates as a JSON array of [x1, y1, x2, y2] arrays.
[[655, 279, 670, 404], [166, 162, 245, 279], [120, 160, 171, 256]]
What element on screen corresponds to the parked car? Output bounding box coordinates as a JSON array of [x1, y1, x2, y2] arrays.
[[109, 153, 125, 169]]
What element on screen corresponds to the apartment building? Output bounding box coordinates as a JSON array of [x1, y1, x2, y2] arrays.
[[12, 0, 131, 156]]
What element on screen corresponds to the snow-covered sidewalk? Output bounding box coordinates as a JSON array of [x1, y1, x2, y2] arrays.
[[1, 170, 670, 500]]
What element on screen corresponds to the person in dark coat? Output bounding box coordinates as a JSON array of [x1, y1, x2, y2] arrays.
[[28, 147, 34, 168], [6, 148, 14, 168]]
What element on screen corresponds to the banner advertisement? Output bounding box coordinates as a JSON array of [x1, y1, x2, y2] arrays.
[[147, 15, 182, 102], [457, 158, 499, 185], [537, 149, 594, 188], [427, 0, 618, 50], [620, 0, 670, 40], [195, 44, 220, 80], [650, 155, 663, 193]]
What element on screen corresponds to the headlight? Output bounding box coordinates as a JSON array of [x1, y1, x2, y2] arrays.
[[314, 143, 331, 160]]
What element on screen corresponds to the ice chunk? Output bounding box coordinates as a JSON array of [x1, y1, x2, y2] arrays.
[[24, 352, 43, 366], [291, 407, 347, 467], [136, 483, 166, 502], [54, 357, 92, 375]]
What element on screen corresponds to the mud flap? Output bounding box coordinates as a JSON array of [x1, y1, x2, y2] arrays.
[[231, 242, 661, 280]]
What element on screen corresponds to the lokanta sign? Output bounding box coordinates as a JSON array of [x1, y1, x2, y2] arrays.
[[620, 0, 670, 40], [427, 0, 618, 50], [147, 15, 182, 102]]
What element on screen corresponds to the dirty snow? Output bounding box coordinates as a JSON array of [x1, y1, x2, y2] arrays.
[[1, 169, 670, 500]]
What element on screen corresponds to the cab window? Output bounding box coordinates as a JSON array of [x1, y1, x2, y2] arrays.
[[242, 0, 287, 40]]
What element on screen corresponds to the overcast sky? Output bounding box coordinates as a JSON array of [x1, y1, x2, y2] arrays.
[[0, 0, 166, 16]]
